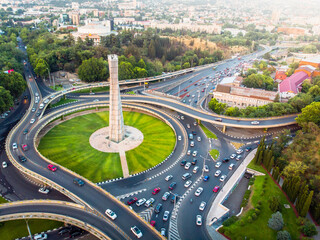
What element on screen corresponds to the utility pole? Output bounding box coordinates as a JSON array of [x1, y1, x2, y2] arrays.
[[25, 219, 33, 240], [199, 153, 209, 177]]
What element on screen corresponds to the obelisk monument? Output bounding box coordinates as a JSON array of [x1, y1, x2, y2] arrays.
[[108, 54, 125, 142]]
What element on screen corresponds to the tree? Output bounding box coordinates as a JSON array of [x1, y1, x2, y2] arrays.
[[269, 196, 281, 213], [133, 67, 147, 78], [148, 39, 156, 59], [300, 221, 318, 237], [137, 59, 146, 69], [34, 59, 49, 77], [0, 72, 26, 99], [282, 161, 307, 178], [182, 62, 190, 69], [78, 57, 108, 82], [272, 167, 280, 183], [277, 231, 291, 240], [0, 86, 13, 113], [300, 191, 313, 217], [118, 61, 134, 80], [208, 98, 227, 114], [296, 102, 320, 126], [268, 211, 284, 231]]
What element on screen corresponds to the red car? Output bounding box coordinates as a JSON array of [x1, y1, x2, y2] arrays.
[[21, 144, 28, 151], [47, 164, 57, 172], [213, 186, 220, 193], [150, 220, 156, 227], [186, 94, 190, 97], [127, 197, 138, 205], [152, 187, 161, 195]]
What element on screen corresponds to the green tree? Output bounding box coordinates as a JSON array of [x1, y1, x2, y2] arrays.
[[137, 59, 146, 69], [300, 221, 318, 237], [208, 98, 227, 114], [34, 59, 49, 77], [277, 230, 291, 240], [0, 72, 26, 99], [300, 191, 313, 217], [296, 102, 320, 126], [118, 61, 134, 80], [268, 211, 284, 231], [133, 67, 147, 78], [269, 196, 281, 213], [0, 86, 13, 113], [182, 62, 190, 69], [148, 39, 156, 59], [78, 57, 108, 82]]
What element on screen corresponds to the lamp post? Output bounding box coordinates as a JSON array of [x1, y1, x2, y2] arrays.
[[25, 219, 33, 240]]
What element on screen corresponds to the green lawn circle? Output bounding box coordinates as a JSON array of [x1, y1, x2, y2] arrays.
[[38, 111, 176, 183]]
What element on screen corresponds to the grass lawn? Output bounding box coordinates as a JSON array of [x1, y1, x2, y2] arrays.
[[50, 98, 77, 108], [50, 85, 63, 91], [0, 219, 63, 239], [200, 124, 217, 139], [38, 111, 175, 182], [0, 196, 7, 204], [220, 163, 300, 240], [210, 149, 219, 159], [74, 86, 109, 94]]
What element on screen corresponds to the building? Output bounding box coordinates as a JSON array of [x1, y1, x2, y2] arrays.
[[277, 27, 308, 37], [279, 71, 309, 99], [71, 12, 80, 25], [299, 56, 320, 69], [211, 84, 277, 108], [223, 28, 247, 37], [275, 70, 287, 81]]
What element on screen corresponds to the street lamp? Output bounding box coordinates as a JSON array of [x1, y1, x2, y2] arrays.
[[25, 219, 33, 240]]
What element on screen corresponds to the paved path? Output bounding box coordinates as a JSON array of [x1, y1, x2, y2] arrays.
[[119, 150, 130, 178]]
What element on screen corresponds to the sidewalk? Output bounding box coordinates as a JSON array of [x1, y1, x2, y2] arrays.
[[206, 149, 257, 226]]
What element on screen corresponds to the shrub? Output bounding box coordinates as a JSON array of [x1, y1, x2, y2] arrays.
[[256, 204, 262, 210], [239, 219, 245, 226], [296, 217, 306, 226], [277, 230, 291, 240], [255, 209, 261, 215], [251, 213, 257, 220], [224, 231, 230, 236], [247, 216, 253, 223], [268, 211, 284, 231], [269, 196, 281, 213], [300, 221, 318, 237], [222, 216, 238, 227], [219, 227, 225, 234]]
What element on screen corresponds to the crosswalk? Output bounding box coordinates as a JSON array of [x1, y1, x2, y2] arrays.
[[169, 217, 181, 240], [138, 207, 154, 223]]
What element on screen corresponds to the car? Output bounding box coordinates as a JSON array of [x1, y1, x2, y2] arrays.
[[2, 161, 7, 168], [93, 99, 99, 102], [188, 99, 191, 102], [31, 107, 36, 112], [18, 155, 27, 162], [193, 166, 199, 173], [229, 163, 235, 170], [222, 158, 230, 163], [186, 124, 190, 128], [195, 187, 203, 196], [127, 197, 138, 205], [193, 122, 197, 126], [21, 144, 28, 151], [192, 158, 197, 165], [30, 118, 35, 124], [199, 201, 206, 211], [184, 162, 191, 170], [130, 226, 143, 238], [58, 227, 72, 235], [190, 141, 195, 147], [136, 198, 146, 206], [178, 135, 182, 141], [105, 209, 117, 220], [73, 178, 85, 186], [39, 103, 44, 109], [213, 186, 220, 193], [192, 95, 195, 98], [160, 228, 166, 236], [236, 155, 242, 161], [182, 173, 192, 180], [23, 129, 28, 135], [245, 147, 252, 152], [163, 211, 170, 221], [180, 160, 187, 166], [187, 150, 191, 155], [230, 154, 236, 159], [162, 192, 170, 201], [182, 99, 186, 103], [196, 215, 202, 226], [215, 118, 222, 122], [192, 131, 197, 135], [155, 203, 162, 213], [204, 165, 209, 172], [251, 121, 260, 125], [36, 112, 41, 117], [150, 220, 156, 227], [44, 99, 49, 104], [215, 170, 222, 177], [194, 100, 198, 103], [38, 187, 50, 194], [152, 187, 161, 195], [171, 194, 179, 203], [145, 198, 155, 207], [220, 175, 227, 182], [215, 162, 222, 168], [203, 175, 210, 182], [184, 180, 192, 188], [181, 115, 184, 120], [12, 143, 17, 150], [197, 136, 201, 142], [236, 149, 244, 154], [165, 175, 173, 181], [70, 231, 81, 238], [169, 182, 176, 190], [34, 233, 47, 240], [192, 150, 198, 157], [47, 164, 57, 172]]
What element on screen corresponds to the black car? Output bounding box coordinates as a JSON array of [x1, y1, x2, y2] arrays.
[[58, 227, 72, 235], [222, 158, 230, 163], [73, 178, 85, 186], [36, 112, 41, 117], [192, 131, 197, 135], [70, 231, 81, 238], [180, 160, 186, 166], [169, 182, 176, 190], [23, 129, 28, 135], [192, 159, 197, 165], [18, 155, 27, 162], [155, 203, 162, 213]]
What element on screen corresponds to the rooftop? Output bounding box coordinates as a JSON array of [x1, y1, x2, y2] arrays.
[[279, 71, 309, 94]]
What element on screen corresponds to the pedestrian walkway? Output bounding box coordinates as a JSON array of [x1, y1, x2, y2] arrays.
[[206, 149, 257, 227], [169, 217, 181, 240], [119, 150, 130, 178]]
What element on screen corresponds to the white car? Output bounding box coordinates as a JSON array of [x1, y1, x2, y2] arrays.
[[178, 135, 182, 141], [195, 187, 203, 196], [220, 175, 227, 182], [180, 116, 184, 120], [196, 215, 202, 226], [165, 175, 173, 181], [161, 228, 166, 236], [38, 187, 49, 194], [229, 163, 235, 170], [93, 99, 99, 102], [230, 154, 236, 159], [34, 233, 47, 240], [163, 211, 170, 221], [187, 150, 191, 155], [236, 155, 242, 161], [214, 170, 222, 177], [193, 166, 199, 173], [145, 198, 155, 207], [136, 198, 146, 207], [31, 107, 36, 112], [236, 149, 243, 154], [30, 118, 35, 124], [197, 136, 201, 142], [186, 124, 190, 129], [192, 95, 195, 98], [193, 122, 197, 126], [190, 141, 195, 147], [39, 103, 44, 109], [12, 143, 17, 150], [185, 162, 191, 170], [204, 165, 209, 172], [2, 161, 7, 168], [131, 226, 143, 238], [192, 151, 198, 157], [199, 201, 206, 211], [43, 99, 49, 104], [251, 121, 260, 125], [184, 180, 192, 188], [105, 209, 117, 220], [215, 161, 222, 168]]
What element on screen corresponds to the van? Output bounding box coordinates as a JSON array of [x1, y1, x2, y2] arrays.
[[34, 233, 47, 240]]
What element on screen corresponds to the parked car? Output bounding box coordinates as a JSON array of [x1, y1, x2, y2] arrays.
[[187, 150, 191, 155], [162, 192, 170, 201], [169, 182, 177, 190], [236, 155, 242, 161], [192, 150, 198, 157], [136, 198, 146, 207], [222, 158, 230, 163], [163, 211, 170, 221], [171, 194, 179, 203], [182, 173, 192, 180], [184, 180, 192, 188], [184, 162, 191, 170], [130, 226, 143, 239], [160, 228, 166, 236], [196, 215, 202, 226], [229, 163, 235, 170], [193, 166, 199, 173], [105, 209, 117, 220], [245, 147, 252, 152], [190, 141, 195, 147], [199, 201, 206, 211], [145, 198, 155, 207], [127, 197, 138, 205], [230, 154, 236, 159], [236, 149, 243, 154], [215, 162, 222, 168], [150, 220, 156, 227], [180, 160, 187, 166], [213, 186, 220, 193], [214, 170, 221, 177], [165, 175, 173, 181], [203, 175, 210, 182], [152, 187, 161, 195], [155, 203, 162, 213], [204, 165, 209, 172], [197, 136, 201, 142], [220, 175, 227, 182], [192, 159, 197, 165], [195, 187, 203, 196]]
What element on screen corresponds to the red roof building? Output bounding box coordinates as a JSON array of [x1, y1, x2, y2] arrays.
[[279, 71, 309, 98], [275, 71, 287, 81]]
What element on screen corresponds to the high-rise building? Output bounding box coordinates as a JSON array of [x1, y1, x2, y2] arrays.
[[71, 12, 80, 25]]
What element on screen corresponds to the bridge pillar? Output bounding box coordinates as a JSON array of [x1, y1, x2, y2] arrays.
[[96, 107, 98, 111], [222, 125, 227, 133], [63, 95, 66, 100], [61, 115, 64, 121], [264, 128, 268, 133], [197, 119, 201, 124], [139, 82, 141, 86]]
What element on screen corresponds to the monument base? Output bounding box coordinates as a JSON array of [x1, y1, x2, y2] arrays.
[[89, 125, 144, 153]]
